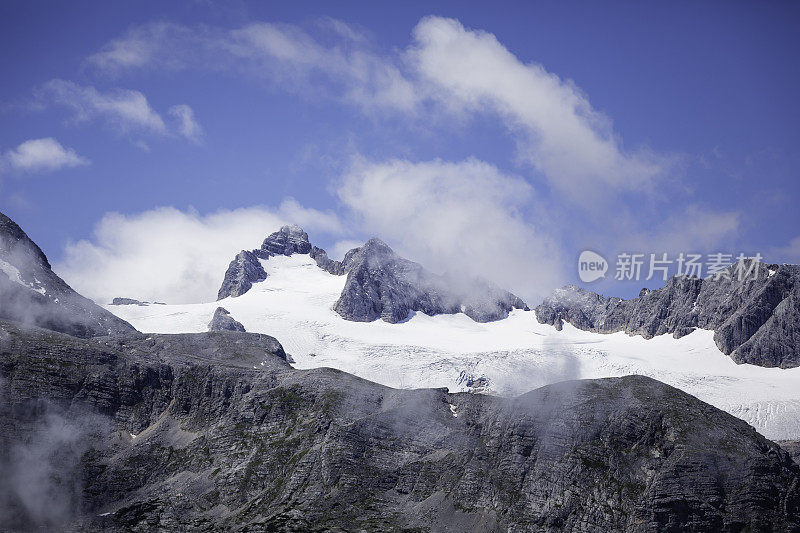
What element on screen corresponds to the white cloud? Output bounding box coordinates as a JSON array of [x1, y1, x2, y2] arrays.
[[87, 22, 208, 72], [227, 21, 418, 111], [328, 239, 364, 260], [36, 79, 202, 142], [88, 20, 418, 112], [54, 201, 343, 304], [770, 236, 800, 264], [76, 17, 744, 300], [409, 17, 669, 204], [168, 104, 203, 142], [4, 138, 89, 172], [619, 205, 741, 255], [87, 17, 670, 203], [39, 79, 166, 134], [337, 157, 565, 302]]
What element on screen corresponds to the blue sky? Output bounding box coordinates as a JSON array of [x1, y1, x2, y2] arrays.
[[1, 1, 798, 303]]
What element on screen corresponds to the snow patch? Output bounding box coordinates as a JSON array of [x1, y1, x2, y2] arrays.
[[1, 259, 47, 295]]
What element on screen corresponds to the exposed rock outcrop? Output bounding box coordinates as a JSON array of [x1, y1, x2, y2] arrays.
[[309, 245, 348, 275], [256, 224, 312, 257], [0, 211, 136, 338], [0, 320, 798, 531], [217, 250, 267, 300], [333, 238, 528, 323], [536, 259, 800, 368], [208, 307, 245, 332], [110, 297, 148, 306]]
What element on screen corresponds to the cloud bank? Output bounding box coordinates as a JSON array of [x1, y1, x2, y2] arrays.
[[55, 201, 343, 304], [338, 157, 564, 301]]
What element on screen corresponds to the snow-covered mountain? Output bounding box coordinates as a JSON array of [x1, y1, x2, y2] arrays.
[[105, 228, 800, 441]]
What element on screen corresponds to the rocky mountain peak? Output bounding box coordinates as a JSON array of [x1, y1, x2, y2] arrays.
[[258, 224, 312, 257], [1, 211, 50, 270], [0, 210, 137, 338]]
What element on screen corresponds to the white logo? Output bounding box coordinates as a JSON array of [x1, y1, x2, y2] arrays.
[[578, 250, 608, 283]]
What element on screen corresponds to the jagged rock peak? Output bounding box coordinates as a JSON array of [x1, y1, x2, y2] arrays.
[[258, 224, 312, 257], [334, 238, 527, 323], [208, 306, 246, 332], [217, 250, 268, 300]]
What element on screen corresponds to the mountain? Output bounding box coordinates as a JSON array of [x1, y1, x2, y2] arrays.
[[536, 259, 800, 368], [0, 211, 136, 338], [2, 320, 798, 531], [218, 226, 528, 323]]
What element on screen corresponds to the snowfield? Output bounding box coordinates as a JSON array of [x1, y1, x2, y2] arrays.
[[105, 254, 800, 441]]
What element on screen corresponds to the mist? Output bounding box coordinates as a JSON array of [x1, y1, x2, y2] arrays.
[[0, 388, 111, 530]]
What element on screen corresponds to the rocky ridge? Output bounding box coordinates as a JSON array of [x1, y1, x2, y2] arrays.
[[0, 211, 136, 338], [536, 259, 800, 368], [2, 212, 799, 531], [110, 298, 166, 306]]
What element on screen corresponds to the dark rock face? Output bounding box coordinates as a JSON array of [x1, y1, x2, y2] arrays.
[[1, 321, 798, 531], [216, 250, 267, 300], [536, 260, 800, 368], [257, 224, 312, 257], [208, 307, 245, 332], [0, 211, 136, 338], [333, 238, 528, 323]]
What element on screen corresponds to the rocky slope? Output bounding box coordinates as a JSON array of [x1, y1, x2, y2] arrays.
[[536, 259, 800, 368], [1, 320, 798, 532], [0, 211, 136, 338], [219, 226, 528, 323]]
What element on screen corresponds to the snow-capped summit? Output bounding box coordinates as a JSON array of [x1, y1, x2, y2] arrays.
[[217, 225, 315, 300], [217, 226, 527, 323]]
